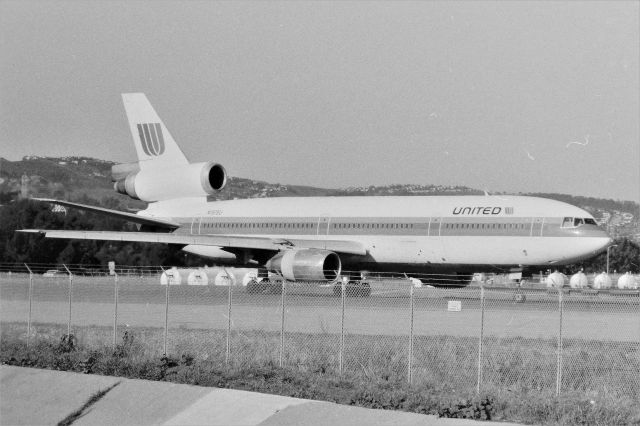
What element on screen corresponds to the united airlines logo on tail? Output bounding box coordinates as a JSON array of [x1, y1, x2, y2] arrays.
[[136, 123, 165, 156]]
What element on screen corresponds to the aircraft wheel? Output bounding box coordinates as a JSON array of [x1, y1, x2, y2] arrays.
[[359, 282, 371, 297], [347, 281, 370, 297], [346, 282, 358, 297], [246, 279, 260, 294], [269, 281, 283, 295]]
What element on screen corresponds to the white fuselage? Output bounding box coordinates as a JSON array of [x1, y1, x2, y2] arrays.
[[140, 195, 612, 271]]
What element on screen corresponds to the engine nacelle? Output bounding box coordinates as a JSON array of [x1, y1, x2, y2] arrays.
[[113, 161, 226, 201], [266, 249, 341, 282]]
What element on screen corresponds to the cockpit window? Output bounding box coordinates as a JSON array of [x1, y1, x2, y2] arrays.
[[562, 217, 597, 228]]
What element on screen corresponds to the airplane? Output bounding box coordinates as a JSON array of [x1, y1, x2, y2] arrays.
[[18, 93, 613, 296]]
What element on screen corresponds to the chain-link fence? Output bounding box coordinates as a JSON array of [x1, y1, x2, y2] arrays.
[[1, 263, 638, 399]]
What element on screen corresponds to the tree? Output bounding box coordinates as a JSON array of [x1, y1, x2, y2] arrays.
[[577, 238, 640, 274]]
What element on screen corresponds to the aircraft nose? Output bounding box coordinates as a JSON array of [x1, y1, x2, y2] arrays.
[[595, 236, 614, 254], [583, 227, 614, 254]]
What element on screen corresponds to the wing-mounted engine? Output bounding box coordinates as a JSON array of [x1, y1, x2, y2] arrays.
[[266, 249, 341, 282], [112, 161, 227, 201]]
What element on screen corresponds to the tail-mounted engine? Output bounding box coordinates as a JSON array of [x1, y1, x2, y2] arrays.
[[112, 161, 226, 202], [266, 249, 341, 282]]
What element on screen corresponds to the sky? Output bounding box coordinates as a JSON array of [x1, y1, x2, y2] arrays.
[[1, 1, 638, 202]]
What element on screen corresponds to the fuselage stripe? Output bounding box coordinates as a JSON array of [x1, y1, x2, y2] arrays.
[[170, 216, 600, 238]]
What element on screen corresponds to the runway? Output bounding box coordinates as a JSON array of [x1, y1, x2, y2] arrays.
[[1, 276, 638, 342]]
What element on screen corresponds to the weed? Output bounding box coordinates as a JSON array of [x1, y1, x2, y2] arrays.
[[1, 322, 638, 425], [56, 334, 77, 354]]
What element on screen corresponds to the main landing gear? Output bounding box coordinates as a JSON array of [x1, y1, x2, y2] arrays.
[[246, 270, 283, 294], [333, 273, 371, 297]]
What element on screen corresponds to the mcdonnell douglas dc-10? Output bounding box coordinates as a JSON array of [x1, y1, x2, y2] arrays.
[[19, 93, 612, 295]]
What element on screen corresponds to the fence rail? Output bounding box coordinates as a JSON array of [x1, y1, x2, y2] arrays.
[[1, 264, 639, 399]]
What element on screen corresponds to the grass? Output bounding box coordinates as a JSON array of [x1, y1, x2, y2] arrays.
[[1, 322, 639, 425]]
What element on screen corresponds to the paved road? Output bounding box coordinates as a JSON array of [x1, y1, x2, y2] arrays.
[[1, 366, 523, 426], [1, 281, 638, 341]]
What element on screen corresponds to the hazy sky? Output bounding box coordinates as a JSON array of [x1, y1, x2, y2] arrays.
[[1, 1, 638, 202]]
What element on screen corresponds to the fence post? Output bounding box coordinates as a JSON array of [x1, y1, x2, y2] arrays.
[[163, 270, 170, 356], [112, 272, 119, 349], [279, 280, 286, 368], [225, 269, 233, 368], [408, 283, 414, 384], [24, 264, 33, 348], [339, 279, 346, 375], [63, 265, 72, 337], [556, 287, 564, 396], [477, 284, 485, 395]]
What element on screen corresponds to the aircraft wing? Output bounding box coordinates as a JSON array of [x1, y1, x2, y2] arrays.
[[30, 198, 180, 230], [17, 230, 368, 256]]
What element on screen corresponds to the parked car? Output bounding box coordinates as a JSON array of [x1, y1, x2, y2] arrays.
[[42, 269, 65, 277]]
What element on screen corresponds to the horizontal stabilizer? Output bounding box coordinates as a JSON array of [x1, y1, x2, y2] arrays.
[[29, 198, 180, 229], [17, 229, 367, 256]]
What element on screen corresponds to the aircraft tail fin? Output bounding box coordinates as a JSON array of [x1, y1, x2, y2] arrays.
[[121, 93, 189, 169]]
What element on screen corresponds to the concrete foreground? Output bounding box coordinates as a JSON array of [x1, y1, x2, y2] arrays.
[[0, 366, 520, 426]]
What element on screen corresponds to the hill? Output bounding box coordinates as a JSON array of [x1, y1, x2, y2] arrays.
[[1, 156, 638, 242]]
